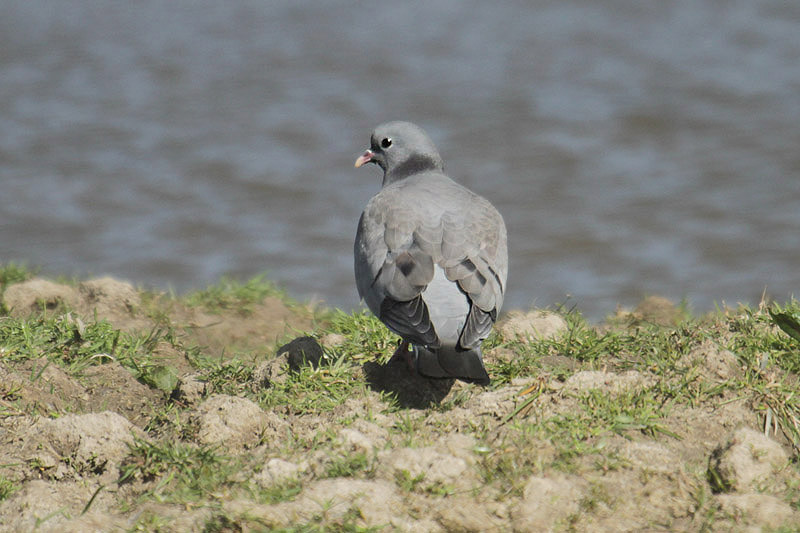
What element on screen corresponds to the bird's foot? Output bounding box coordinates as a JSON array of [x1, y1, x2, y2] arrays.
[[389, 340, 416, 375]]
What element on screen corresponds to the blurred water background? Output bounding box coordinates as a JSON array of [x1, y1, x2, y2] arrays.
[[1, 0, 798, 319]]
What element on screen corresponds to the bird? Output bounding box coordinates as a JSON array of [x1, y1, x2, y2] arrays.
[[353, 121, 508, 385]]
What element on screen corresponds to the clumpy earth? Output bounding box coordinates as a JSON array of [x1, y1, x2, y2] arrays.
[[0, 270, 799, 532]]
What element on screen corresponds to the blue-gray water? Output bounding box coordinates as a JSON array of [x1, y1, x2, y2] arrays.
[[1, 1, 798, 319]]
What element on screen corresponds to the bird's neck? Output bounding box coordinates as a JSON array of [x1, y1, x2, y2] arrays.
[[383, 154, 444, 186]]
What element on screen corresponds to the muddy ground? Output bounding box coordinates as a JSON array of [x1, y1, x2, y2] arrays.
[[0, 276, 798, 532]]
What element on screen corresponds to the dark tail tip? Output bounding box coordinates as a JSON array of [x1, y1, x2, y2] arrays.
[[415, 346, 490, 385]]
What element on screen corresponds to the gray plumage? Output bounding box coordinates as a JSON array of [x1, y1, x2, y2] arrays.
[[354, 121, 508, 385]]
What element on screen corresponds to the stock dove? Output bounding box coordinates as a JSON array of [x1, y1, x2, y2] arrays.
[[354, 121, 507, 384]]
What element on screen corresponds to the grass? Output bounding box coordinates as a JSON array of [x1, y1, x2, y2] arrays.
[[322, 309, 399, 365], [731, 302, 800, 374], [723, 301, 800, 453], [0, 262, 34, 293], [0, 312, 180, 393], [184, 274, 290, 314], [2, 265, 800, 530], [255, 356, 377, 414], [479, 300, 800, 497], [119, 437, 236, 503], [324, 451, 375, 479], [395, 469, 426, 492], [194, 357, 255, 397], [254, 478, 304, 505], [187, 292, 800, 523], [579, 388, 678, 438], [0, 475, 17, 501]]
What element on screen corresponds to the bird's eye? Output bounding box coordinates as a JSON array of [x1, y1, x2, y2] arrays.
[[380, 137, 392, 149]]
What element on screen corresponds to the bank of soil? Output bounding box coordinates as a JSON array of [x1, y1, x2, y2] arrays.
[[0, 276, 798, 532]]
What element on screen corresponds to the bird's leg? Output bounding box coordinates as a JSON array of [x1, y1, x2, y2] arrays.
[[389, 339, 409, 363], [389, 339, 417, 375]]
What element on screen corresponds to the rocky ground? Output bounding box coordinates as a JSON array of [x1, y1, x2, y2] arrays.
[[0, 267, 798, 532]]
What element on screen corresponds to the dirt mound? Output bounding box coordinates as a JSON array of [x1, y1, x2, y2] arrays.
[[1, 276, 798, 531], [3, 279, 80, 315], [21, 411, 143, 482]]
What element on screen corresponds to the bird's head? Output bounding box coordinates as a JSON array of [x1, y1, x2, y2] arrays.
[[355, 121, 444, 185]]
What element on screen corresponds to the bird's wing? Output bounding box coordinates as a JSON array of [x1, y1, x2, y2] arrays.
[[439, 194, 507, 349], [355, 196, 439, 347], [355, 179, 507, 350]]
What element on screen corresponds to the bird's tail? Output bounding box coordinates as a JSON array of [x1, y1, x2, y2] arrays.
[[414, 345, 490, 385]]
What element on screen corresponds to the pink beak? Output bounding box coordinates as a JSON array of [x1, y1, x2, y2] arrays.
[[354, 150, 373, 168]]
